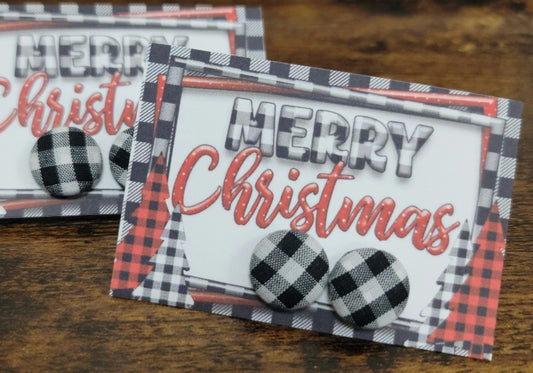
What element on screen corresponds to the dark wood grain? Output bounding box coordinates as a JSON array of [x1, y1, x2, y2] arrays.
[[1, 1, 532, 371]]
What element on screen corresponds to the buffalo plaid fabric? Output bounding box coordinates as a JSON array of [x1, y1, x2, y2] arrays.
[[30, 127, 102, 197], [111, 154, 170, 291], [249, 230, 329, 311], [428, 203, 505, 360], [329, 248, 410, 329], [109, 127, 134, 188]]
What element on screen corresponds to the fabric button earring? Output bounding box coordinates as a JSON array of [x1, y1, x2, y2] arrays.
[[250, 230, 329, 311], [30, 127, 103, 197], [109, 127, 134, 188], [328, 248, 410, 329]]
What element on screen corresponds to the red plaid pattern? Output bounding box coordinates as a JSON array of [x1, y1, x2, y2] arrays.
[[111, 154, 171, 290], [428, 203, 505, 359]]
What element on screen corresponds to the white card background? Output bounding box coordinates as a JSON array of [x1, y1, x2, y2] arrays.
[[166, 87, 483, 322]]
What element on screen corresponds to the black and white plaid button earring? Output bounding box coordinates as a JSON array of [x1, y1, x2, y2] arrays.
[[249, 230, 329, 311], [109, 127, 134, 188], [328, 248, 409, 329], [30, 127, 103, 197]]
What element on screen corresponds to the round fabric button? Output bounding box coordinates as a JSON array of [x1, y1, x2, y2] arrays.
[[250, 230, 329, 311], [30, 127, 103, 197], [328, 248, 409, 329], [109, 127, 134, 188]]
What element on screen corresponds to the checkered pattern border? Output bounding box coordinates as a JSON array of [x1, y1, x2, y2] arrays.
[[0, 189, 123, 218], [169, 49, 505, 128], [0, 5, 265, 219], [0, 3, 199, 15], [0, 13, 247, 45], [117, 43, 173, 240], [113, 45, 521, 360], [236, 7, 265, 59], [187, 275, 407, 346]]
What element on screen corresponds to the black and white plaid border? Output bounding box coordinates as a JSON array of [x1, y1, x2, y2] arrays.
[[0, 189, 123, 218], [0, 12, 246, 36], [236, 6, 265, 59], [115, 44, 521, 357], [169, 50, 505, 128], [0, 3, 210, 15], [117, 43, 172, 239]]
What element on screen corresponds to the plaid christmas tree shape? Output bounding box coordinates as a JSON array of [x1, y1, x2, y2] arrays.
[[404, 220, 474, 352], [132, 203, 194, 308], [428, 203, 505, 360], [111, 153, 171, 292]]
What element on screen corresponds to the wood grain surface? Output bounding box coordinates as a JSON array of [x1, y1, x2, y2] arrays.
[[1, 0, 532, 371]]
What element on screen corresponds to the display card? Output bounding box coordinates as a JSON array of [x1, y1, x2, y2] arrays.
[[110, 44, 522, 360], [0, 3, 265, 218]]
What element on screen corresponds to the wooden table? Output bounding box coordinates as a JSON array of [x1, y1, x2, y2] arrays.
[[1, 1, 532, 371]]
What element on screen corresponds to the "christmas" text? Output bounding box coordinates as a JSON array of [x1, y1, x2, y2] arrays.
[[172, 146, 460, 255]]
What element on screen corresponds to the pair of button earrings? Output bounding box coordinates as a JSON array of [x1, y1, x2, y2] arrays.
[[29, 127, 134, 197], [249, 230, 410, 330]]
